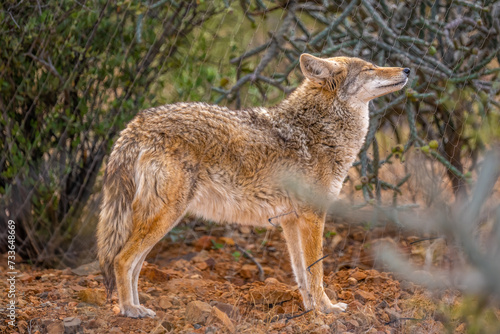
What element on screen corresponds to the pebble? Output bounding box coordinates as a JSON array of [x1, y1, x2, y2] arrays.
[[185, 301, 212, 325]]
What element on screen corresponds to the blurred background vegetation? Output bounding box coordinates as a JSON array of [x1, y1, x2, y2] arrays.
[[1, 0, 500, 308]]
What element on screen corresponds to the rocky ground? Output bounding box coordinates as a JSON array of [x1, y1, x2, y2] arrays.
[[0, 217, 478, 333]]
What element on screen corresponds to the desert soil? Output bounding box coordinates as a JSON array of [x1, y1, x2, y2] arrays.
[[1, 217, 467, 334]]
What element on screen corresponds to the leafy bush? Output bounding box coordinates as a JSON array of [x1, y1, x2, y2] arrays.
[[0, 0, 224, 265]]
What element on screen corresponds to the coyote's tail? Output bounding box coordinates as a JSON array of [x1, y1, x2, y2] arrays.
[[96, 143, 137, 300]]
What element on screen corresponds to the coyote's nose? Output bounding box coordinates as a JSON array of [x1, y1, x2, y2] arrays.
[[403, 68, 411, 76]]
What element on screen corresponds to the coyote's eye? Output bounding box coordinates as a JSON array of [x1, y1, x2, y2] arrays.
[[362, 68, 375, 72]]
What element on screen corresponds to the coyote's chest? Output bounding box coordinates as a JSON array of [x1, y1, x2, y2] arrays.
[[187, 175, 293, 226]]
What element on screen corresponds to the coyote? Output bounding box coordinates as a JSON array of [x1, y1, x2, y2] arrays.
[[97, 53, 409, 318]]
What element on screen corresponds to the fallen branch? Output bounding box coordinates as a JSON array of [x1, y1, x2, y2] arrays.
[[235, 243, 265, 281]]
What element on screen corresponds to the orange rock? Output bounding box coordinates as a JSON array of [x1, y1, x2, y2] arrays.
[[140, 266, 169, 282], [208, 305, 236, 333], [348, 300, 364, 311], [354, 290, 376, 303], [194, 261, 208, 271], [324, 288, 337, 300], [248, 284, 295, 305], [194, 236, 217, 251], [112, 305, 120, 315], [240, 264, 257, 279], [338, 291, 353, 300], [77, 289, 106, 306], [217, 237, 235, 246], [350, 271, 367, 281], [210, 301, 240, 320], [185, 300, 212, 325], [159, 296, 172, 310]]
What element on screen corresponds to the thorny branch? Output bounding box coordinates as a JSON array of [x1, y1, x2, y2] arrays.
[[219, 0, 500, 201]]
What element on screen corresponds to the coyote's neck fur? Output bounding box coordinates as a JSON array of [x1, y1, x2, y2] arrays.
[[269, 79, 369, 197]]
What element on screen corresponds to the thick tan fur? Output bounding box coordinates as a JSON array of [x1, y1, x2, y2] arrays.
[[96, 54, 409, 318]]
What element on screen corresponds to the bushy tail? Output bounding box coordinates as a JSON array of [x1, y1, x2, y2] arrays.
[[96, 147, 137, 300]]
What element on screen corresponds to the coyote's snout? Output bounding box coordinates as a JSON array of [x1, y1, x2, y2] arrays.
[[97, 53, 409, 318]]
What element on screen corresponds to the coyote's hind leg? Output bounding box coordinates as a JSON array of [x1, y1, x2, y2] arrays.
[[131, 246, 154, 313], [114, 206, 185, 318], [114, 155, 191, 318]]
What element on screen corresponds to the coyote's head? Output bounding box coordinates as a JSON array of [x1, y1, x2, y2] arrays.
[[299, 53, 409, 103]]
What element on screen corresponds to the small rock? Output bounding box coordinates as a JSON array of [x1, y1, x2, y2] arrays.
[[325, 288, 337, 300], [112, 305, 121, 315], [192, 250, 210, 263], [376, 300, 389, 309], [173, 259, 190, 270], [354, 290, 376, 303], [139, 292, 151, 304], [348, 300, 364, 311], [249, 284, 295, 305], [86, 319, 106, 329], [205, 326, 218, 334], [194, 236, 217, 251], [210, 301, 240, 320], [208, 305, 236, 333], [19, 274, 34, 283], [194, 261, 208, 271], [109, 327, 124, 334], [385, 308, 401, 322], [63, 317, 82, 334], [71, 261, 101, 276], [185, 301, 212, 325], [77, 289, 106, 306], [159, 296, 173, 310], [350, 271, 367, 281], [141, 266, 170, 282], [347, 277, 358, 285], [338, 291, 353, 300], [46, 321, 64, 334], [205, 258, 216, 269], [264, 277, 279, 285], [62, 267, 72, 275], [217, 237, 235, 246], [161, 321, 174, 332], [41, 274, 54, 282], [240, 264, 257, 279]]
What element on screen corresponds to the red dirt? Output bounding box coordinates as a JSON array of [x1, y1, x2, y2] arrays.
[[0, 218, 468, 333]]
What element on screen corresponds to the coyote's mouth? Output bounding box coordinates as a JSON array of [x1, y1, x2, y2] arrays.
[[378, 79, 407, 89]]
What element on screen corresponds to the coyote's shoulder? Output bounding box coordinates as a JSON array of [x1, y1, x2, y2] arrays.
[[97, 53, 410, 318]]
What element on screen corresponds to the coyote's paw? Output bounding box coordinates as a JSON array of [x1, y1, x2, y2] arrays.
[[121, 304, 156, 318], [318, 293, 348, 314], [320, 300, 348, 314]]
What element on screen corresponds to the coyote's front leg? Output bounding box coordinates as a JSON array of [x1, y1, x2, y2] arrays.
[[282, 211, 347, 313]]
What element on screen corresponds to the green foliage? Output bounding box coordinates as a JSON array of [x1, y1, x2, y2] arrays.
[[210, 239, 225, 250], [324, 230, 337, 238], [231, 251, 241, 262], [0, 0, 223, 265]]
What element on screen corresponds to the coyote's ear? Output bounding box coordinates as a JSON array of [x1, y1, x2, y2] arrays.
[[300, 54, 339, 86]]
